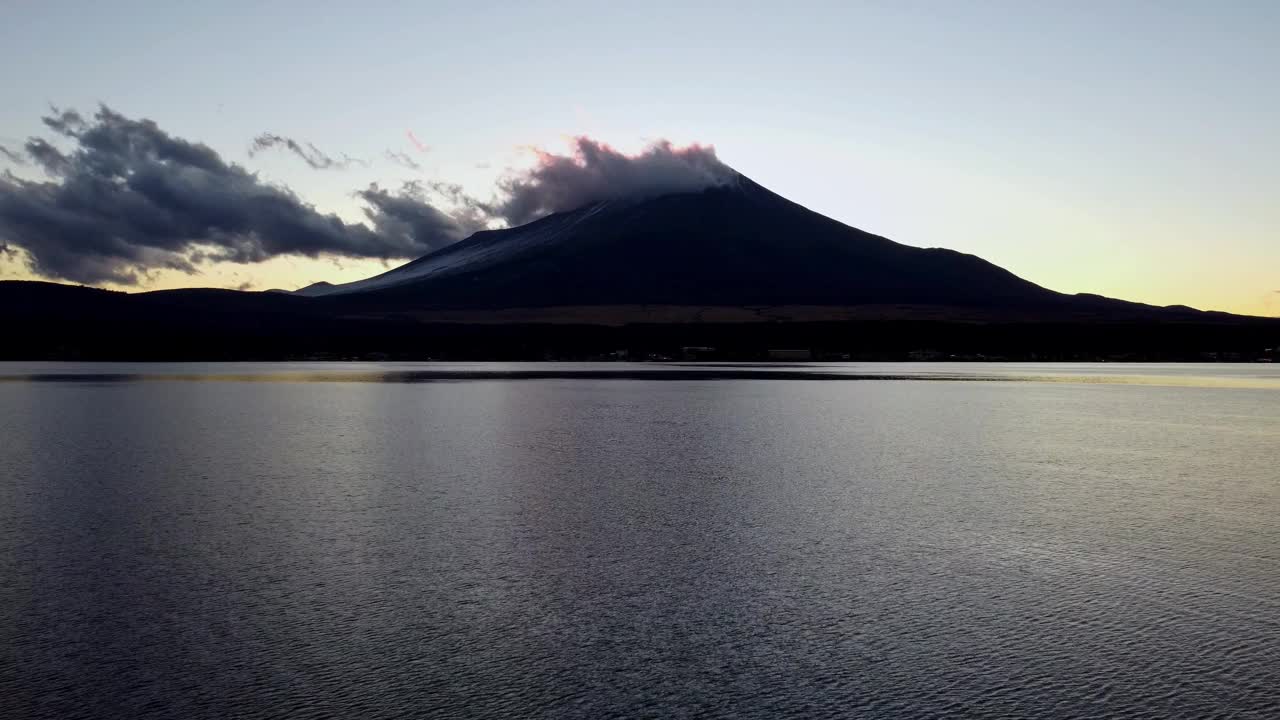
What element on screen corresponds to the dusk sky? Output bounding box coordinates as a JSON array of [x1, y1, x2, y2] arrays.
[[2, 1, 1277, 316]]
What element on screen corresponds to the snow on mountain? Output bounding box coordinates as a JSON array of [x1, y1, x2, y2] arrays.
[[297, 200, 616, 297]]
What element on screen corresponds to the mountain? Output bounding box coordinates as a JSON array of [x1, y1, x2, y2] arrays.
[[305, 174, 1064, 310], [293, 281, 337, 297], [3, 173, 1277, 360]]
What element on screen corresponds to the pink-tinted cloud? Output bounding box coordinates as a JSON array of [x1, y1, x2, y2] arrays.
[[407, 130, 430, 153], [494, 137, 735, 226]]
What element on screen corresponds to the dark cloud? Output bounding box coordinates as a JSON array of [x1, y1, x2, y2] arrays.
[[423, 181, 496, 235], [385, 150, 422, 172], [493, 137, 734, 225], [0, 106, 475, 285], [2, 106, 736, 288], [22, 139, 71, 176], [42, 107, 87, 136], [249, 133, 366, 170], [356, 181, 485, 251], [0, 145, 24, 165]]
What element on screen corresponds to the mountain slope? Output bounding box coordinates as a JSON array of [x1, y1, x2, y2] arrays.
[[312, 175, 1066, 310]]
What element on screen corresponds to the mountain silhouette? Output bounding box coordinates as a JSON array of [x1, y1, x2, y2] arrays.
[[4, 174, 1277, 359], [307, 174, 1065, 310]]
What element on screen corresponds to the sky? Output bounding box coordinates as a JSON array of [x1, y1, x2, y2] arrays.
[[1, 0, 1277, 316]]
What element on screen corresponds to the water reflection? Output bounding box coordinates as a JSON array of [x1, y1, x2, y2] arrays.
[[2, 368, 1278, 717], [2, 362, 1279, 389]]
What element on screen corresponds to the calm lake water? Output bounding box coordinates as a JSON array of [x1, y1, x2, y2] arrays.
[[2, 363, 1278, 718]]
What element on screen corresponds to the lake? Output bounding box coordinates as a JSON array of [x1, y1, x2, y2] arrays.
[[2, 363, 1278, 718]]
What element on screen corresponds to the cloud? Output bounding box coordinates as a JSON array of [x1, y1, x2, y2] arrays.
[[1, 105, 736, 288], [22, 138, 72, 176], [493, 137, 735, 225], [0, 106, 476, 285], [385, 150, 422, 172], [356, 181, 487, 249], [249, 133, 366, 170], [42, 107, 87, 136], [0, 145, 24, 165], [377, 137, 735, 228], [422, 181, 498, 235], [407, 130, 430, 153]]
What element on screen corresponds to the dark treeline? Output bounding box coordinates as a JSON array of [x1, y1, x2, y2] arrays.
[[5, 282, 1277, 362]]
